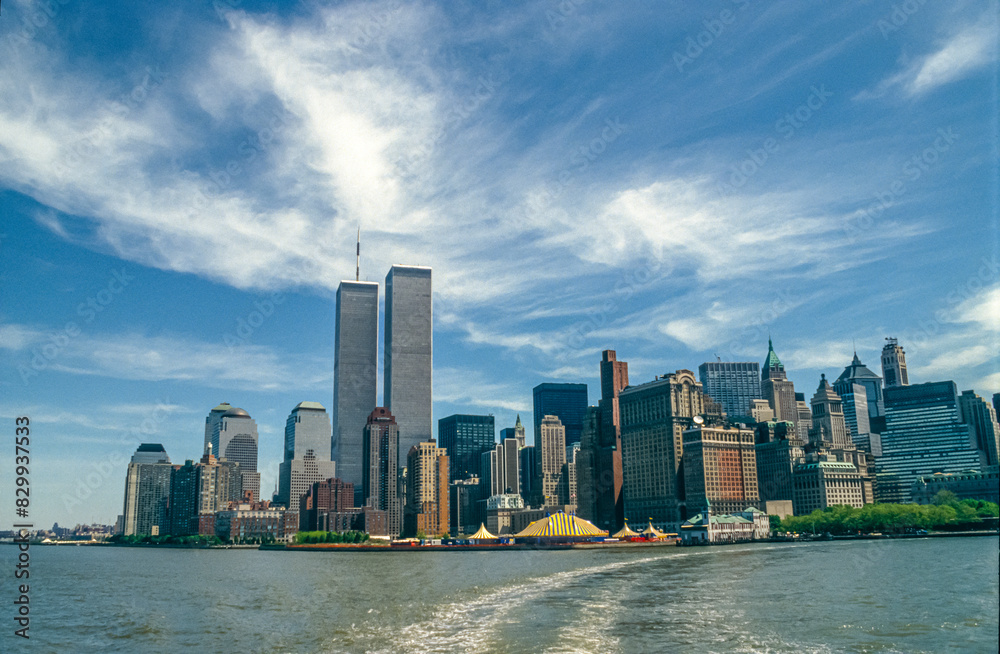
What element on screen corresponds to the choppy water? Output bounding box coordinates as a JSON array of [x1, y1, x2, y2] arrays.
[[1, 536, 996, 652]]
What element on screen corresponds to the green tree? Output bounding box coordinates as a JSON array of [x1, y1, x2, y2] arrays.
[[932, 490, 959, 506]]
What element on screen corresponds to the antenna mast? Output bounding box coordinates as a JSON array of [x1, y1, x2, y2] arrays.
[[356, 227, 360, 281]]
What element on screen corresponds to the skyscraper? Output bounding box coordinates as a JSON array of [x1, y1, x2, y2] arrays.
[[881, 337, 909, 388], [438, 414, 495, 481], [122, 444, 172, 536], [332, 280, 379, 489], [532, 382, 588, 446], [210, 406, 260, 502], [834, 352, 885, 420], [499, 414, 526, 449], [534, 415, 568, 506], [877, 381, 985, 503], [385, 265, 433, 468], [682, 425, 760, 515], [761, 339, 798, 433], [481, 437, 521, 497], [958, 390, 1000, 468], [204, 402, 232, 452], [698, 361, 761, 417], [592, 349, 629, 531], [404, 441, 449, 537], [619, 370, 704, 527], [808, 374, 852, 448], [278, 402, 336, 511], [362, 407, 401, 535], [835, 382, 875, 454]]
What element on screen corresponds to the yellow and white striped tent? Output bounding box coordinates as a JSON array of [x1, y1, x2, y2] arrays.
[[612, 523, 640, 538], [641, 522, 667, 538], [514, 511, 608, 538], [468, 523, 497, 540]]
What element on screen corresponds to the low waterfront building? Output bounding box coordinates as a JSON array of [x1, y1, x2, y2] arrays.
[[680, 505, 759, 544], [910, 470, 1000, 504], [485, 494, 524, 535], [215, 498, 297, 542]]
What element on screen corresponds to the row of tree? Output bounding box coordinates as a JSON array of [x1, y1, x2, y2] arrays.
[[773, 493, 999, 535], [294, 530, 371, 544], [109, 534, 224, 546]]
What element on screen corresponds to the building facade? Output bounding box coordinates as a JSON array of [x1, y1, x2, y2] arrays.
[[122, 444, 173, 536], [438, 414, 495, 482], [876, 381, 985, 503], [698, 361, 761, 417], [793, 459, 868, 515], [808, 375, 852, 448], [481, 437, 520, 497], [278, 402, 336, 511], [881, 337, 909, 388], [534, 415, 568, 507], [619, 370, 704, 527], [404, 441, 449, 537], [210, 406, 261, 502], [958, 390, 1000, 469], [299, 477, 356, 532], [533, 382, 588, 446], [754, 421, 804, 512], [361, 407, 401, 536], [332, 280, 379, 489], [682, 425, 760, 516], [385, 265, 433, 469], [761, 339, 798, 434]]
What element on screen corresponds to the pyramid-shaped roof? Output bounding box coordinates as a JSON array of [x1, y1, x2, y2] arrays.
[[469, 523, 497, 540], [763, 338, 783, 370], [835, 352, 881, 383], [514, 511, 608, 538], [612, 523, 640, 538]]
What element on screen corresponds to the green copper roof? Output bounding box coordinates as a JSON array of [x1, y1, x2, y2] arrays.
[[764, 338, 783, 370]]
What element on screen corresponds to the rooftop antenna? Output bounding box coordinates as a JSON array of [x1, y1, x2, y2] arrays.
[[356, 227, 360, 282]]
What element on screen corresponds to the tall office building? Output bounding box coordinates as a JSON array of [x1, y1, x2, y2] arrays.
[[204, 402, 232, 452], [698, 361, 761, 417], [404, 441, 449, 537], [481, 437, 521, 497], [332, 280, 379, 489], [682, 425, 759, 515], [808, 375, 852, 448], [499, 415, 526, 449], [761, 339, 798, 433], [278, 402, 336, 511], [876, 381, 985, 503], [519, 445, 537, 503], [170, 446, 241, 536], [566, 442, 580, 508], [881, 337, 909, 388], [533, 383, 588, 446], [835, 382, 875, 454], [362, 407, 401, 535], [795, 393, 812, 443], [385, 265, 433, 468], [438, 414, 495, 481], [834, 353, 885, 420], [619, 370, 705, 527], [534, 415, 568, 506], [210, 406, 261, 502], [755, 421, 804, 511], [958, 390, 1000, 469], [575, 406, 600, 523], [593, 350, 629, 531], [122, 444, 173, 536]]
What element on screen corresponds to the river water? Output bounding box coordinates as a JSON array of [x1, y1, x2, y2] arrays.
[[2, 536, 996, 652]]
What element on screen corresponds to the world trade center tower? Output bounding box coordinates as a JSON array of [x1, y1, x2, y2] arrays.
[[332, 280, 379, 489], [385, 265, 433, 469]]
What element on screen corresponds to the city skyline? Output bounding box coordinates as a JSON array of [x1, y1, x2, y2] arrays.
[[1, 1, 997, 530]]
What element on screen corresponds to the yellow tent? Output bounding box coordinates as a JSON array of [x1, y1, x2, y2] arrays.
[[612, 523, 640, 538], [514, 511, 608, 538], [469, 523, 497, 540], [641, 521, 666, 538]]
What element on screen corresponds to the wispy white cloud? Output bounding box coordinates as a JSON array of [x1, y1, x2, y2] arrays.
[[434, 366, 529, 413]]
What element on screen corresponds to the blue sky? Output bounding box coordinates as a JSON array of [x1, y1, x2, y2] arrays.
[[1, 0, 997, 529]]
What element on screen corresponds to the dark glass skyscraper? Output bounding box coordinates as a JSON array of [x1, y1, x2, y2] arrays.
[[438, 414, 495, 481], [532, 382, 588, 446], [834, 352, 885, 421], [385, 265, 433, 469], [332, 280, 379, 489]]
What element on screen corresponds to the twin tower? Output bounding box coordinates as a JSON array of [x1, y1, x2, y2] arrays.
[[332, 265, 432, 490]]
